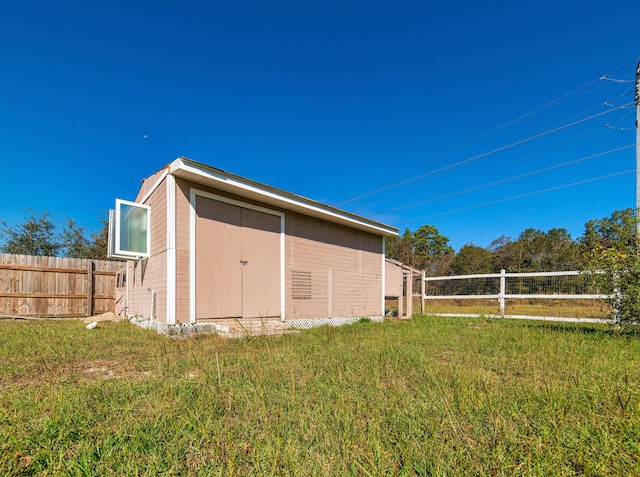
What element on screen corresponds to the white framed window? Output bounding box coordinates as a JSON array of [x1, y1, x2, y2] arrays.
[[108, 199, 151, 259]]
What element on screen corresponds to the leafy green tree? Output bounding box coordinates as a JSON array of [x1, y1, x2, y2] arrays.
[[499, 228, 580, 272], [62, 218, 93, 258], [513, 228, 545, 271], [581, 208, 637, 252], [540, 228, 581, 271], [385, 228, 415, 266], [488, 234, 524, 271], [385, 225, 454, 275], [88, 214, 109, 260], [583, 209, 640, 327], [0, 210, 61, 256], [1, 210, 109, 259], [450, 244, 497, 275], [412, 224, 454, 274]]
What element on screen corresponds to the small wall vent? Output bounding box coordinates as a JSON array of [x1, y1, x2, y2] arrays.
[[292, 271, 312, 300]]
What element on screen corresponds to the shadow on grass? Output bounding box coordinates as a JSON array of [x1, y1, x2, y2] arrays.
[[505, 318, 640, 338], [409, 313, 640, 338]]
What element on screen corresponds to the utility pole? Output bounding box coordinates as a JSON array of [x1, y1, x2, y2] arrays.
[[636, 59, 640, 240]]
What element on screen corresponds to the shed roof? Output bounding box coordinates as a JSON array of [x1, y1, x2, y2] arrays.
[[139, 157, 399, 237], [385, 258, 423, 274]]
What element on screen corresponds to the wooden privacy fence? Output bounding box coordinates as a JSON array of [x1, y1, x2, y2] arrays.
[[0, 253, 124, 318]]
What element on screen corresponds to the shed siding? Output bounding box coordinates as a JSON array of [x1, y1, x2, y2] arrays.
[[285, 212, 382, 319], [385, 261, 403, 297], [170, 177, 384, 324], [127, 177, 168, 321], [136, 166, 168, 203]]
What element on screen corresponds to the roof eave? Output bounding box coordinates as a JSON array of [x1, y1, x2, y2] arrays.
[[169, 157, 399, 237]]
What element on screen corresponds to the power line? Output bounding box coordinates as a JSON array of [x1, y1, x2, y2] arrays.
[[484, 14, 640, 94], [357, 122, 621, 217], [342, 65, 635, 210], [602, 77, 635, 83], [385, 66, 616, 184], [400, 169, 634, 224], [338, 102, 633, 206], [383, 126, 602, 212], [338, 55, 637, 209], [381, 144, 635, 214], [471, 77, 603, 139]]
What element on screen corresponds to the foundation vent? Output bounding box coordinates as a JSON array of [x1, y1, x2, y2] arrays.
[[292, 271, 312, 300]]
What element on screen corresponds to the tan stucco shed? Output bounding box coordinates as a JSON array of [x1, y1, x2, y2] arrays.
[[117, 157, 398, 332]]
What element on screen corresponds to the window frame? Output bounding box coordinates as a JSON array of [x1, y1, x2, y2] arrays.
[[108, 199, 151, 259]]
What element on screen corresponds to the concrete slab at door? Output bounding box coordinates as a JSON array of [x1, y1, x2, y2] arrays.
[[195, 196, 243, 318], [241, 207, 281, 318]]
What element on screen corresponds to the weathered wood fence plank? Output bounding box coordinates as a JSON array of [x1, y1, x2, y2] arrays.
[[0, 253, 125, 317]]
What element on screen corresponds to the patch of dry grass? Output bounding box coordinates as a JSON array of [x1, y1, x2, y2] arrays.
[[422, 298, 611, 318]]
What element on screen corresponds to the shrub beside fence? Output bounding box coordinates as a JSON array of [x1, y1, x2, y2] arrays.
[[0, 253, 124, 317]]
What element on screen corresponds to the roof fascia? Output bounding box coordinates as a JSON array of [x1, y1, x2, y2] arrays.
[[136, 166, 170, 204], [169, 157, 398, 237], [385, 257, 423, 274]]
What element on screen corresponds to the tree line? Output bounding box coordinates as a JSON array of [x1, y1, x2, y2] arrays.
[[1, 208, 636, 271], [386, 208, 637, 276], [2, 208, 639, 325], [0, 210, 109, 259], [388, 208, 640, 325]]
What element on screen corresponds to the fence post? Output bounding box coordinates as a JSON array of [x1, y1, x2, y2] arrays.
[[87, 260, 95, 317], [406, 268, 413, 319], [421, 270, 426, 315], [499, 269, 506, 317], [613, 272, 621, 325], [398, 271, 404, 319]]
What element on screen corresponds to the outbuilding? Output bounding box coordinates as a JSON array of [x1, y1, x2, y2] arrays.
[[114, 157, 398, 334]]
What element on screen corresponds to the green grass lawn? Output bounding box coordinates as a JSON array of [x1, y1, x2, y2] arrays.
[[1, 317, 639, 476]]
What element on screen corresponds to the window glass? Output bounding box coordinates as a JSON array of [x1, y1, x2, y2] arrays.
[[109, 199, 150, 259], [119, 203, 148, 254]]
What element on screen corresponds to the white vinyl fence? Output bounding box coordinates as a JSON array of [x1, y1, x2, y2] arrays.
[[423, 270, 615, 324]]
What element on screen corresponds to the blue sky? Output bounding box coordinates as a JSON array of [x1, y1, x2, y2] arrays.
[[1, 1, 639, 251]]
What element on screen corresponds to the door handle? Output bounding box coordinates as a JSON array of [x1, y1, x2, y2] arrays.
[[240, 260, 248, 265]]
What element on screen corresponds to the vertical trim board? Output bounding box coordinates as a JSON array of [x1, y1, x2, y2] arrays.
[[189, 190, 197, 323], [280, 214, 286, 321], [166, 175, 177, 325], [381, 237, 386, 317]]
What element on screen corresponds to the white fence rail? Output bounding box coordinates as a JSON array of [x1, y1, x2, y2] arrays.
[[423, 270, 615, 324]]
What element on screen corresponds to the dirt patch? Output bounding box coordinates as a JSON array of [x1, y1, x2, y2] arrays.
[[3, 359, 154, 390], [74, 359, 153, 381]]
